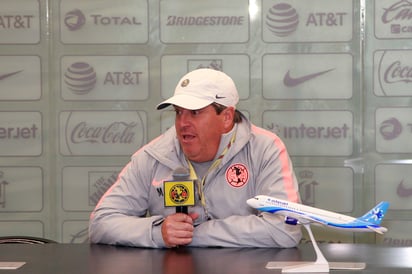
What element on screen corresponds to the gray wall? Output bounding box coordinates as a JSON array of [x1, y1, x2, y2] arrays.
[[0, 0, 411, 245]]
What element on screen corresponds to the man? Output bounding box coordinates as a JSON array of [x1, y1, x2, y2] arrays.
[[89, 68, 301, 248]]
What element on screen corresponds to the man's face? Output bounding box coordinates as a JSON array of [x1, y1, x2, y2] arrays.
[[174, 104, 234, 163]]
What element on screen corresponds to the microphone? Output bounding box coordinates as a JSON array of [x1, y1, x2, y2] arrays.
[[173, 167, 191, 214], [164, 167, 195, 214]]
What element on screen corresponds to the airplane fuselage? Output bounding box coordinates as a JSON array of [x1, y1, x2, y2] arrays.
[[247, 195, 388, 234]]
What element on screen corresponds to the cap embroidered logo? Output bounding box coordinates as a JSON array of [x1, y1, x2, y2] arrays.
[[181, 79, 190, 87]]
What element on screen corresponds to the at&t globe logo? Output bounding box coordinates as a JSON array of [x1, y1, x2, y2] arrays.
[[265, 3, 299, 37], [64, 62, 97, 94]]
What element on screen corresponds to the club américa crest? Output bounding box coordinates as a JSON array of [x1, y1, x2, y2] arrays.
[[225, 163, 249, 188], [169, 184, 190, 204]]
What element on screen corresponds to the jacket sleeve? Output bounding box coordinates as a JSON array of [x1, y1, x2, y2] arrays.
[[190, 213, 301, 248], [88, 156, 166, 248]]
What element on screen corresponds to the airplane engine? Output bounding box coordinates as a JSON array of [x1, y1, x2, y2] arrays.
[[285, 216, 299, 225]]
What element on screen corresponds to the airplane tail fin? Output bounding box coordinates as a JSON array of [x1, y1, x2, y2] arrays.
[[358, 201, 390, 225]]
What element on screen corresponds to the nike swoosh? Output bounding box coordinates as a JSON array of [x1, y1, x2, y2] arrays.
[[283, 68, 335, 87], [0, 70, 23, 81], [397, 180, 412, 197]]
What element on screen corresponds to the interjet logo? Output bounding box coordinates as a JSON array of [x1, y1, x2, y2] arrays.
[[263, 110, 353, 156]]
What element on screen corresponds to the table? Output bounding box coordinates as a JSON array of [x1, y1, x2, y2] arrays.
[[0, 243, 411, 273]]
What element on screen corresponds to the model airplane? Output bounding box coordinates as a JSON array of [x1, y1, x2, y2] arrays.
[[247, 195, 389, 272], [247, 195, 389, 234]]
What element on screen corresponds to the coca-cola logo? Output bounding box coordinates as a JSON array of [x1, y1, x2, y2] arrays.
[[375, 50, 412, 96], [383, 61, 412, 84], [70, 121, 137, 144], [60, 111, 146, 156]]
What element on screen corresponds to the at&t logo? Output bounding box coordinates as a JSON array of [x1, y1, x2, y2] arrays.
[[265, 2, 348, 37], [263, 0, 351, 42]]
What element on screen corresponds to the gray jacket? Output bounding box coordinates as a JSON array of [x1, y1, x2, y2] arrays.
[[89, 115, 302, 248]]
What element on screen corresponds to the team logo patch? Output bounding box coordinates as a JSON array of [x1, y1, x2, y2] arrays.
[[226, 163, 249, 188]]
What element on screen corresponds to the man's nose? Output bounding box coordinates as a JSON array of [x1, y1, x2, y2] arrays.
[[176, 111, 192, 126]]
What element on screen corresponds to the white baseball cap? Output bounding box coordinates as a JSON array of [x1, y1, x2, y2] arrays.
[[157, 68, 239, 110]]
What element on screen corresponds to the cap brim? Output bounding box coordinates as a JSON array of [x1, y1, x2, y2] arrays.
[[156, 94, 213, 110]]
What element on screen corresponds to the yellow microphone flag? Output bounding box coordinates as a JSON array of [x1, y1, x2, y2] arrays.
[[164, 180, 195, 207]]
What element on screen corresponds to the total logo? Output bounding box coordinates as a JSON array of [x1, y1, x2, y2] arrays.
[[63, 8, 142, 31], [64, 9, 86, 31], [265, 1, 349, 38], [376, 108, 412, 153], [379, 117, 403, 140]]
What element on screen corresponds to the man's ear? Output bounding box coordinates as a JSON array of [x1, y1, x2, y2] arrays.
[[223, 107, 235, 129]]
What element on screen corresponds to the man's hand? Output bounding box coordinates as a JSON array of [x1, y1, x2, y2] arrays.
[[161, 212, 199, 248]]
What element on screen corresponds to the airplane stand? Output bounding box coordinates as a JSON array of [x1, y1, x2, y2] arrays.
[[266, 224, 366, 273]]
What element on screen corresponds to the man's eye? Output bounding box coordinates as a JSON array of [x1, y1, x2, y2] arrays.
[[191, 110, 200, 115]]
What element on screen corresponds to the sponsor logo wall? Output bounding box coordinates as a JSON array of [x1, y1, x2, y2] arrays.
[[0, 0, 411, 245]]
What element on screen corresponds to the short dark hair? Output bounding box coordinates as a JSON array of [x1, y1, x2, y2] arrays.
[[211, 103, 242, 123]]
